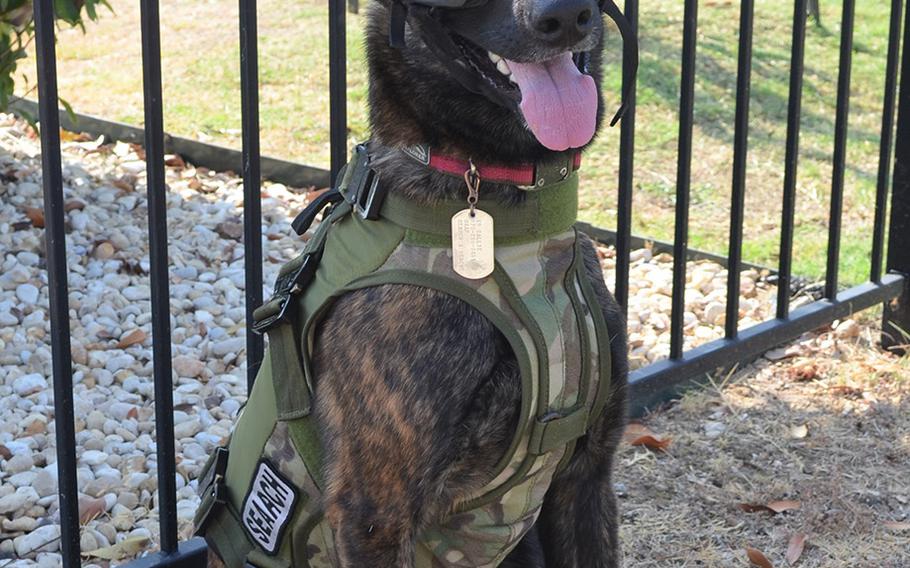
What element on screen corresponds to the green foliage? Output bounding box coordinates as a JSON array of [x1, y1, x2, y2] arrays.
[[0, 0, 109, 110]]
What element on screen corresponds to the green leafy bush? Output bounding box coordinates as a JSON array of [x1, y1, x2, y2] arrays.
[[0, 0, 110, 110]]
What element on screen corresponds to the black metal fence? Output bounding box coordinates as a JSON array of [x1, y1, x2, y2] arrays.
[[21, 0, 910, 565]]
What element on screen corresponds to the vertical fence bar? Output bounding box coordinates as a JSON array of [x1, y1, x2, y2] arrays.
[[669, 0, 699, 359], [776, 0, 809, 319], [33, 1, 81, 564], [615, 0, 638, 315], [725, 0, 755, 339], [824, 0, 856, 299], [329, 0, 347, 183], [240, 0, 264, 392], [139, 0, 178, 553], [872, 0, 904, 283], [883, 2, 910, 354]]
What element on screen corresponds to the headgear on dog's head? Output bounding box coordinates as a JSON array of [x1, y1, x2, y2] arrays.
[[387, 0, 638, 127]]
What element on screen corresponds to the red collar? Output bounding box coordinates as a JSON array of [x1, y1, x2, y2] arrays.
[[401, 145, 582, 188]]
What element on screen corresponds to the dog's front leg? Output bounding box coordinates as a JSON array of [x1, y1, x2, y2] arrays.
[[313, 284, 521, 567], [537, 412, 624, 568], [326, 489, 418, 567]]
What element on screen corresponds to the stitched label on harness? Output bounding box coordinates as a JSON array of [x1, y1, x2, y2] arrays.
[[241, 460, 298, 555]]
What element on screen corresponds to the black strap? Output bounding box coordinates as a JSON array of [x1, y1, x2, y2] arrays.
[[600, 0, 639, 126], [291, 189, 344, 236], [389, 0, 408, 48], [408, 6, 519, 110]]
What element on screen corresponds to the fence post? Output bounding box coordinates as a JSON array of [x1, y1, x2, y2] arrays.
[[883, 4, 910, 354]]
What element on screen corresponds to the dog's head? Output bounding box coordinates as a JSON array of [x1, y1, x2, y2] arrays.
[[365, 0, 633, 161]]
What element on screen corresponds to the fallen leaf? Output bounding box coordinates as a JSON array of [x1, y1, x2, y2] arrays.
[[746, 546, 774, 568], [789, 424, 809, 439], [829, 385, 863, 398], [0, 444, 11, 460], [83, 536, 149, 560], [883, 521, 910, 531], [22, 206, 45, 228], [739, 500, 801, 515], [768, 500, 802, 513], [630, 434, 672, 451], [787, 362, 818, 381], [116, 329, 147, 349], [623, 423, 672, 451], [165, 154, 186, 168], [79, 495, 106, 524], [59, 129, 93, 142], [786, 533, 808, 565], [127, 407, 139, 420]]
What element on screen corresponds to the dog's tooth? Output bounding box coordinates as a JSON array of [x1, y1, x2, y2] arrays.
[[488, 52, 502, 64], [496, 59, 511, 76], [508, 74, 517, 84]]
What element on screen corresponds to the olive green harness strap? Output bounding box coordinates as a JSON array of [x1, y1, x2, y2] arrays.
[[247, 147, 611, 503], [381, 176, 579, 245], [252, 201, 354, 420], [490, 257, 590, 458]]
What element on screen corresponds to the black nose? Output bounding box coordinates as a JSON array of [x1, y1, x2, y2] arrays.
[[530, 0, 595, 47]]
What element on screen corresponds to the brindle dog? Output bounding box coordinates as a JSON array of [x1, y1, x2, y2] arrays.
[[209, 0, 628, 564]]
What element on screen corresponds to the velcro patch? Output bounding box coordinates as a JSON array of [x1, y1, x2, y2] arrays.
[[241, 460, 298, 555]]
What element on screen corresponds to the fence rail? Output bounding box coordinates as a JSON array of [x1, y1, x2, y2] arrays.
[[16, 0, 910, 565]]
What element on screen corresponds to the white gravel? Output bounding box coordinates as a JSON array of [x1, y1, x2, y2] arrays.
[[0, 112, 783, 564], [0, 114, 310, 565]]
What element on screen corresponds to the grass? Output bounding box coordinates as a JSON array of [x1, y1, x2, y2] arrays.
[[17, 0, 897, 287], [616, 312, 910, 567]]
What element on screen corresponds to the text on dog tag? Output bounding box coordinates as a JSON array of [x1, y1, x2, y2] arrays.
[[451, 208, 494, 279]]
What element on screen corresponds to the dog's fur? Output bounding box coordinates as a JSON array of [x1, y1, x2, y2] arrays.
[[208, 0, 628, 565]]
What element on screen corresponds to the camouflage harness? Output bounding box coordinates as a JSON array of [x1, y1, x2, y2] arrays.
[[194, 144, 613, 567]]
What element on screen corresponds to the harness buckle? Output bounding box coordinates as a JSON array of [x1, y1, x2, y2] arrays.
[[354, 168, 387, 220], [197, 447, 229, 499], [251, 252, 320, 334], [342, 144, 389, 220]]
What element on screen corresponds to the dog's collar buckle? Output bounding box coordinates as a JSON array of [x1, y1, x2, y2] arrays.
[[527, 153, 577, 190]]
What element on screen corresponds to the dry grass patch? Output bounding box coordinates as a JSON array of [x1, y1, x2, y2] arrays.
[[616, 313, 910, 567]]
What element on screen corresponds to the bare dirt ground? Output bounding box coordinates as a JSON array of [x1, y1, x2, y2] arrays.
[[614, 312, 910, 567]]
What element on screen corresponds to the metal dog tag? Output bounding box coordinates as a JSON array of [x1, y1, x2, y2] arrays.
[[451, 208, 494, 279]]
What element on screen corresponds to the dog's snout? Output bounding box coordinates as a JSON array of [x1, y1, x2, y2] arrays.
[[529, 0, 595, 47]]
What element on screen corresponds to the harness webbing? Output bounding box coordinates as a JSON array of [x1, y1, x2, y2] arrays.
[[195, 145, 615, 566]]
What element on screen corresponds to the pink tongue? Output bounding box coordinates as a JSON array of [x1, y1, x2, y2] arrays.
[[505, 53, 598, 151]]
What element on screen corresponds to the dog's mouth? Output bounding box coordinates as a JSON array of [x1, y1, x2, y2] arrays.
[[451, 33, 599, 152]]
